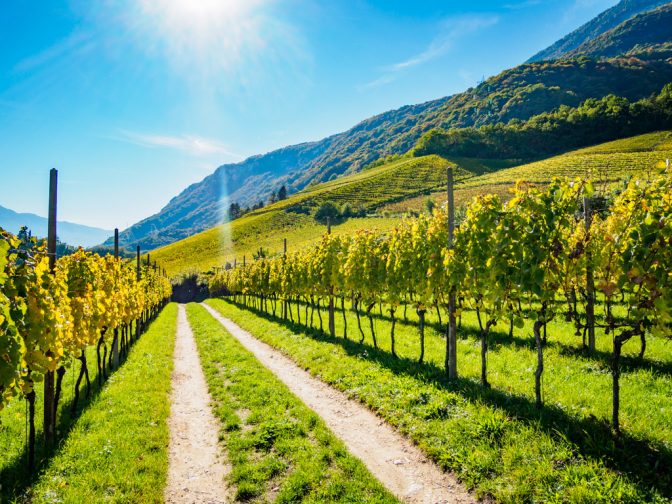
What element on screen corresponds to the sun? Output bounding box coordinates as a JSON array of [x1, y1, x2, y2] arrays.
[[154, 0, 256, 27], [129, 0, 270, 73]]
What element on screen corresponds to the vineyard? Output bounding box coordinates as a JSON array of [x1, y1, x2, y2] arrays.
[[461, 131, 672, 190], [0, 225, 171, 497], [206, 171, 672, 500], [5, 0, 672, 501]]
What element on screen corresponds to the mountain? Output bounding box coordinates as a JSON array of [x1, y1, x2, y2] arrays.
[[561, 3, 672, 60], [0, 204, 112, 248], [527, 0, 670, 62], [107, 141, 332, 249], [113, 54, 672, 250], [113, 0, 672, 251]]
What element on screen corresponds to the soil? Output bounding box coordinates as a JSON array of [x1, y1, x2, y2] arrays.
[[165, 305, 230, 504], [202, 303, 474, 504]]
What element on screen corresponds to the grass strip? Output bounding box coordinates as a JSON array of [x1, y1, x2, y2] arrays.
[[186, 302, 398, 503], [206, 298, 671, 503], [20, 303, 178, 504]]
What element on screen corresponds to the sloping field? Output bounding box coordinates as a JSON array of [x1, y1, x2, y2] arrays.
[[153, 155, 478, 276], [154, 132, 672, 277], [461, 131, 672, 189], [385, 131, 672, 214]]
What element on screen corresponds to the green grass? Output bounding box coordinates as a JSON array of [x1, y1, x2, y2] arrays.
[[386, 131, 672, 214], [185, 303, 398, 503], [461, 131, 672, 189], [0, 304, 177, 503], [154, 214, 402, 277], [206, 298, 672, 503]]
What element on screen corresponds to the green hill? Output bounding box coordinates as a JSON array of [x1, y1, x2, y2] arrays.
[[563, 3, 672, 60], [113, 55, 672, 251], [385, 131, 672, 214], [154, 132, 671, 277], [528, 0, 670, 62], [152, 155, 477, 276], [461, 131, 672, 188]]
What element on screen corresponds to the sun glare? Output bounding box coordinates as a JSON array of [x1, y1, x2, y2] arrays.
[[126, 0, 271, 76]]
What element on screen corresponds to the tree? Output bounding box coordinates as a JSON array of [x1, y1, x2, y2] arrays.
[[314, 201, 341, 225], [424, 198, 436, 215], [278, 185, 288, 201], [228, 202, 241, 220]]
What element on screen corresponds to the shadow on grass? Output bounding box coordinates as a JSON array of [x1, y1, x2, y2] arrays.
[[323, 301, 672, 378], [0, 314, 161, 501], [224, 298, 672, 500]]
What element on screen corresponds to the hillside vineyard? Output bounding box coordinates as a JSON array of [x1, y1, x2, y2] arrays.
[[209, 171, 672, 436], [0, 230, 171, 469]]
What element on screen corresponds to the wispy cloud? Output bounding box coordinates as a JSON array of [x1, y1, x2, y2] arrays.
[[117, 130, 243, 159], [360, 14, 499, 90]]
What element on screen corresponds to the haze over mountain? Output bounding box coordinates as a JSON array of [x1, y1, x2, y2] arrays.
[[111, 0, 672, 251], [0, 204, 112, 248]]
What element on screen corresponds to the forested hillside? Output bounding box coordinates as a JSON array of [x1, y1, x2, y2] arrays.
[[413, 83, 672, 160], [562, 3, 672, 60], [528, 0, 669, 61]]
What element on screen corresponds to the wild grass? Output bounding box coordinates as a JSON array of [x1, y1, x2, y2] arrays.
[[206, 298, 672, 503], [185, 303, 398, 503], [0, 304, 177, 503], [153, 214, 401, 277]]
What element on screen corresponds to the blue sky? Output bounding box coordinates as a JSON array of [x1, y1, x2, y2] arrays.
[[0, 0, 617, 230]]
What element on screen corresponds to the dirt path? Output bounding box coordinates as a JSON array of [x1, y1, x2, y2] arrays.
[[165, 305, 230, 504], [202, 303, 474, 504]]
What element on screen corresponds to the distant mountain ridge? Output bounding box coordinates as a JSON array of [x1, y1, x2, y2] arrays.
[[527, 0, 670, 62], [0, 204, 112, 248], [112, 0, 672, 251], [561, 3, 672, 60]]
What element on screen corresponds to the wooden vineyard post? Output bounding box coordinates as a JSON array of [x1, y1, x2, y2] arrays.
[[136, 246, 141, 339], [327, 223, 335, 337], [584, 197, 596, 353], [446, 167, 458, 380], [283, 239, 288, 319], [43, 168, 58, 450], [112, 229, 120, 368], [136, 245, 141, 281]]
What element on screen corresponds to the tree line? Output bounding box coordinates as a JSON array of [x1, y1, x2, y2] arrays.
[[413, 83, 672, 161], [228, 185, 288, 221]]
